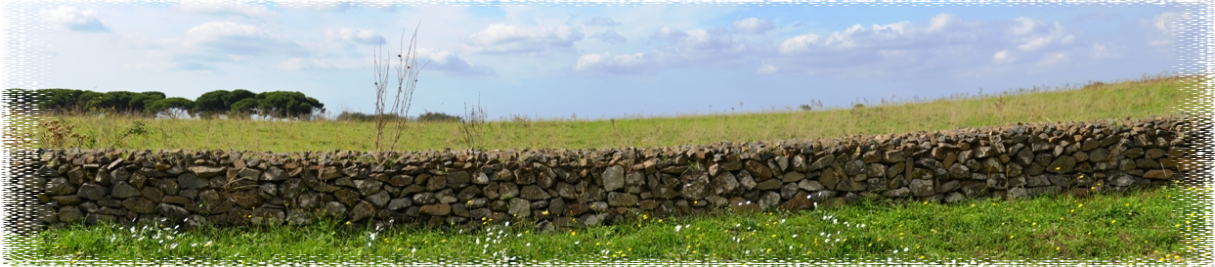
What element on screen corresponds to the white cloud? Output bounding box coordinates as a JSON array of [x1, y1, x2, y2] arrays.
[[780, 14, 970, 53], [651, 27, 746, 55], [756, 63, 777, 74], [172, 2, 277, 19], [416, 48, 496, 76], [576, 26, 749, 74], [186, 21, 263, 40], [281, 0, 357, 11], [778, 34, 821, 54], [272, 58, 366, 71], [777, 17, 960, 54], [178, 21, 301, 59], [591, 29, 628, 44], [1008, 18, 1075, 52], [324, 28, 385, 45], [574, 52, 651, 74], [462, 24, 583, 56], [40, 6, 109, 32], [1143, 11, 1192, 46], [926, 13, 961, 32], [761, 13, 1089, 77], [1088, 43, 1120, 59], [992, 49, 1015, 64], [652, 26, 687, 41], [359, 0, 393, 9], [732, 18, 774, 34], [586, 17, 621, 27]]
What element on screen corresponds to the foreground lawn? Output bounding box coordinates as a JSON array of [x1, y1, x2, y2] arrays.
[[17, 74, 1201, 152], [13, 185, 1209, 265]]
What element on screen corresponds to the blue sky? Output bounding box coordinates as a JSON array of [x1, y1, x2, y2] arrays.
[[22, 0, 1196, 120]]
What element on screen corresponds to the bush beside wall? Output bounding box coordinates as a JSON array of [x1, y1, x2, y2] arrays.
[[8, 117, 1201, 233]]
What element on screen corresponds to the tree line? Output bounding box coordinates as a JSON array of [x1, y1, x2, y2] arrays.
[[3, 88, 325, 119]]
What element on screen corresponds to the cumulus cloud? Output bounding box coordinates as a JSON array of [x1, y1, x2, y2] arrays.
[[359, 0, 393, 9], [416, 48, 496, 76], [1007, 17, 1076, 52], [732, 18, 774, 34], [576, 26, 748, 74], [576, 13, 1134, 78], [324, 28, 385, 45], [275, 0, 352, 11], [462, 24, 584, 56], [653, 27, 745, 54], [777, 14, 974, 55], [591, 29, 627, 44], [762, 13, 1089, 77], [180, 21, 299, 57], [586, 17, 621, 27], [40, 6, 109, 32], [172, 2, 277, 19], [1144, 11, 1191, 46]]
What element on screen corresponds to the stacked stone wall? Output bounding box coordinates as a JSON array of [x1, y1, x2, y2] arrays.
[[10, 117, 1203, 231]]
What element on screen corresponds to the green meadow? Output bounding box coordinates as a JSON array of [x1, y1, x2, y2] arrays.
[[17, 185, 1210, 264], [15, 74, 1200, 152]]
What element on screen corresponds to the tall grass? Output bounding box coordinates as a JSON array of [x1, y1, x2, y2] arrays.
[[22, 73, 1200, 152]]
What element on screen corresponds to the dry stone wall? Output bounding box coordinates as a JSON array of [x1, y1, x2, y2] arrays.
[[10, 117, 1202, 231]]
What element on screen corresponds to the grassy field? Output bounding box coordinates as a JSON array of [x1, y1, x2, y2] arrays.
[[6, 73, 1211, 264], [13, 184, 1209, 264], [13, 74, 1202, 153]]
